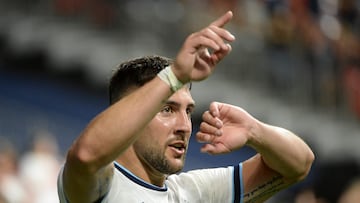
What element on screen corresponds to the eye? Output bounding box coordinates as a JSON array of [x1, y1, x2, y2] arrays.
[[161, 105, 173, 115], [186, 107, 194, 117]]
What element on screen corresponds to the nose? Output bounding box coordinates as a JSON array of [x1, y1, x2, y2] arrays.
[[175, 111, 192, 136]]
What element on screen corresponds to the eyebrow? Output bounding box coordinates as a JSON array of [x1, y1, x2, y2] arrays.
[[165, 100, 196, 109]]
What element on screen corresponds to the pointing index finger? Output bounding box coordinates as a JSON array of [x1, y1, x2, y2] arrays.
[[210, 11, 233, 28]]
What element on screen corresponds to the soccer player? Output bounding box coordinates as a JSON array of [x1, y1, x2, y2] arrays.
[[57, 11, 314, 203]]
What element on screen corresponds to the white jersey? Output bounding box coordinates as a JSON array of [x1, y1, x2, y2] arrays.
[[58, 162, 244, 203]]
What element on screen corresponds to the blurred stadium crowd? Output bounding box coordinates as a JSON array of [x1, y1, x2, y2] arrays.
[[1, 0, 360, 202]]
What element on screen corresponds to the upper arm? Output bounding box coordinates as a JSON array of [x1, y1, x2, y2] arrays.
[[61, 161, 114, 203], [241, 154, 296, 203]]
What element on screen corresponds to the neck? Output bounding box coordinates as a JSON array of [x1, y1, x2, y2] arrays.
[[116, 147, 166, 187]]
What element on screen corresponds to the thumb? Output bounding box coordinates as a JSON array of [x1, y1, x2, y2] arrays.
[[200, 144, 217, 154], [200, 143, 230, 155]]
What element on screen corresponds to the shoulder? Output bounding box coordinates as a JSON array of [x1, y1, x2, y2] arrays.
[[167, 166, 241, 191], [168, 165, 240, 182], [166, 165, 242, 202]]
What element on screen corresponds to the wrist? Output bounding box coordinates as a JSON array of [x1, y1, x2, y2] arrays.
[[245, 120, 264, 148], [157, 65, 185, 92]]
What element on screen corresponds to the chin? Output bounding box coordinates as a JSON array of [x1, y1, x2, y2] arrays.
[[167, 159, 185, 174], [163, 150, 187, 174]]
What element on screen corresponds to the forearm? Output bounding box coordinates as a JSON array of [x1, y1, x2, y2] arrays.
[[248, 122, 315, 181], [68, 77, 172, 172]]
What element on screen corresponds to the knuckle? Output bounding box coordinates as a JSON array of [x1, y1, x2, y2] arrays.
[[208, 25, 218, 30], [202, 111, 210, 119], [202, 27, 213, 35], [199, 122, 207, 130]]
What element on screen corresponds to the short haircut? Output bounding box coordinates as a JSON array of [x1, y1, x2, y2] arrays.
[[109, 55, 173, 105]]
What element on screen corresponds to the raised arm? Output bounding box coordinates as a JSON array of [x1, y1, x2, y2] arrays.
[[197, 102, 315, 202], [60, 11, 235, 203]]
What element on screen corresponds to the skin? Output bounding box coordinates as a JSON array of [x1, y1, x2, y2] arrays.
[[61, 11, 314, 203], [338, 179, 360, 203], [117, 87, 195, 186], [197, 102, 314, 202]]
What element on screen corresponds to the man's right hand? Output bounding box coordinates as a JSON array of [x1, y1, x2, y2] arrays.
[[172, 11, 235, 83]]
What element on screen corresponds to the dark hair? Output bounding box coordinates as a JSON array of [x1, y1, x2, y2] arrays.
[[109, 55, 173, 104]]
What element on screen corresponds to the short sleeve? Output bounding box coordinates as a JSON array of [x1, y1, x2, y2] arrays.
[[233, 163, 244, 203], [166, 163, 243, 203]]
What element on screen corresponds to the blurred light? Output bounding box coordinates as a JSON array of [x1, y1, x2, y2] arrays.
[[125, 0, 156, 24], [154, 1, 184, 23], [319, 14, 341, 40]]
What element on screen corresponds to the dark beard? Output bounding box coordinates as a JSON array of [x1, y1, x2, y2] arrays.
[[142, 148, 186, 175]]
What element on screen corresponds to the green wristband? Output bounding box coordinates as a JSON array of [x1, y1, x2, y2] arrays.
[[157, 65, 184, 92]]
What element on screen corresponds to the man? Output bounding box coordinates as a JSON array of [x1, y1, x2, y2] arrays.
[[57, 11, 314, 202]]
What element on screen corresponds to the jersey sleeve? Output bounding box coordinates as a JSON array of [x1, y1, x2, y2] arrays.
[[167, 163, 244, 203], [233, 163, 244, 203]]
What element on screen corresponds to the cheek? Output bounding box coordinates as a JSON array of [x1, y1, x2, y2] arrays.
[[144, 117, 175, 143], [152, 116, 176, 129]]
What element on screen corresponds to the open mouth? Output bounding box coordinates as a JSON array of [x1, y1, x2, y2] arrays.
[[169, 143, 186, 154]]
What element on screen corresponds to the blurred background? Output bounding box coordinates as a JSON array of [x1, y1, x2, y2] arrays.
[[0, 0, 360, 202]]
